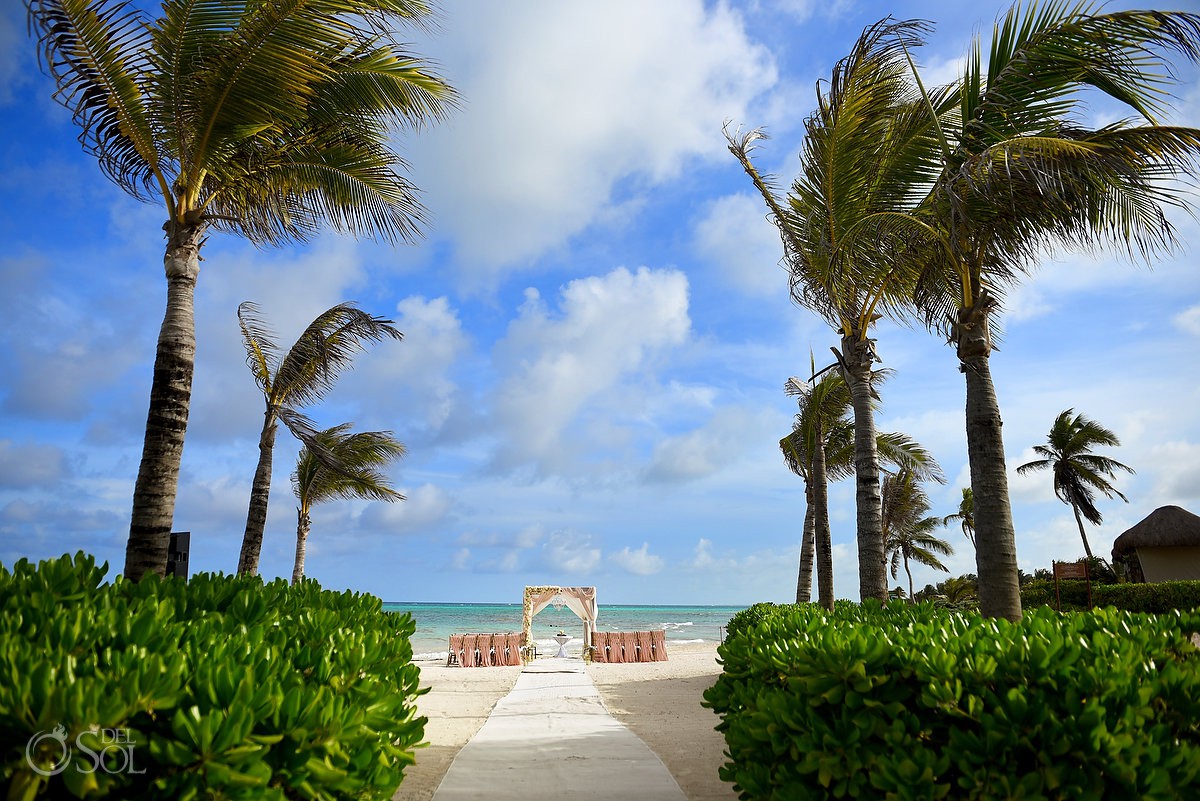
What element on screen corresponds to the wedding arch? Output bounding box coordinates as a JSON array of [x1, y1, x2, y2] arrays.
[[522, 586, 597, 659]]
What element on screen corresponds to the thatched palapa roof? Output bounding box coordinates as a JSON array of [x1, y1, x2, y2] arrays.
[[1112, 505, 1200, 558]]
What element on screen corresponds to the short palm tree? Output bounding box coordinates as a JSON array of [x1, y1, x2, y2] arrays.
[[1016, 409, 1134, 560], [237, 302, 402, 575], [902, 3, 1200, 619], [291, 425, 406, 584], [882, 469, 954, 602], [941, 487, 975, 549], [26, 0, 454, 581], [732, 18, 948, 603]]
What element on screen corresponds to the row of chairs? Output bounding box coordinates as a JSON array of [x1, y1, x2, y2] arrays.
[[447, 633, 528, 667], [590, 630, 667, 663]]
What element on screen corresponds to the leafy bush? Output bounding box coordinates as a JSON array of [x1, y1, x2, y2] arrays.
[[1022, 579, 1200, 613], [0, 552, 425, 801], [704, 602, 1200, 800]]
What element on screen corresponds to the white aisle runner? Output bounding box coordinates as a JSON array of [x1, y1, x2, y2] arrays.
[[429, 658, 689, 801]]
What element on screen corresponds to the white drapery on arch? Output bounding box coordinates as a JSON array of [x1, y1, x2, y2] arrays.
[[522, 586, 597, 659]]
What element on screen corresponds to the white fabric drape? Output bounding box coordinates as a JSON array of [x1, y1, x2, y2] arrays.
[[522, 586, 598, 654]]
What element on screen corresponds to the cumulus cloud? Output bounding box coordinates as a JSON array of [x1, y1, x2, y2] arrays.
[[541, 530, 601, 573], [1174, 305, 1200, 336], [0, 441, 70, 489], [610, 542, 664, 576], [644, 406, 768, 483], [408, 0, 777, 280], [693, 193, 786, 296], [491, 266, 690, 474], [359, 483, 452, 534]]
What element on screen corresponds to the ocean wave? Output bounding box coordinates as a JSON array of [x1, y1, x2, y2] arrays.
[[413, 651, 449, 661], [661, 621, 694, 629]]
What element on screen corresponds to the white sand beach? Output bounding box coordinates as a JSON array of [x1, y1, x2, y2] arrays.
[[392, 642, 735, 801]]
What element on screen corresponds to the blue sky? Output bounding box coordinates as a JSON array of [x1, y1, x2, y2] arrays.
[[2, 0, 1199, 605]]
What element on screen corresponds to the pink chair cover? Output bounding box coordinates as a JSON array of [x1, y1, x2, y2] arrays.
[[651, 629, 667, 661], [591, 631, 606, 663], [448, 634, 465, 666], [460, 634, 477, 667], [505, 633, 522, 665], [623, 632, 639, 662], [478, 633, 495, 667], [636, 630, 654, 662]]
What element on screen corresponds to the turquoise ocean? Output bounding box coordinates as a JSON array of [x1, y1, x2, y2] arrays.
[[384, 602, 744, 661]]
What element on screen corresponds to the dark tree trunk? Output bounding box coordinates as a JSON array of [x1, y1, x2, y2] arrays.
[[812, 427, 834, 611], [840, 332, 887, 603], [124, 220, 204, 581], [238, 409, 279, 575], [292, 508, 311, 585], [796, 485, 816, 603], [958, 293, 1022, 621], [1071, 501, 1095, 560]]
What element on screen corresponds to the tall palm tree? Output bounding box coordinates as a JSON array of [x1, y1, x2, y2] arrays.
[[237, 302, 402, 575], [26, 0, 455, 581], [902, 3, 1200, 619], [1016, 409, 1134, 559], [730, 18, 948, 602], [883, 469, 954, 602], [291, 425, 405, 584], [941, 487, 975, 549], [781, 369, 943, 607]]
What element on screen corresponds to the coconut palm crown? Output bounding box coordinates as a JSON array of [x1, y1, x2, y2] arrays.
[[26, 0, 455, 580], [291, 425, 405, 584], [1016, 408, 1134, 559]]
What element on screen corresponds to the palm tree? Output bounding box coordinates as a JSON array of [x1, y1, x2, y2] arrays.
[[883, 469, 954, 602], [941, 487, 975, 549], [901, 4, 1200, 619], [781, 369, 943, 608], [780, 370, 850, 610], [291, 425, 405, 584], [1016, 409, 1134, 560], [26, 0, 455, 581], [237, 302, 402, 575], [730, 18, 947, 602]]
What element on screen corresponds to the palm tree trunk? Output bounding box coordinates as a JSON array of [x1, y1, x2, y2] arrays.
[[292, 508, 311, 585], [1070, 501, 1095, 559], [124, 221, 204, 581], [904, 556, 914, 604], [812, 431, 834, 611], [840, 332, 887, 603], [796, 485, 816, 603], [238, 409, 279, 575], [958, 294, 1022, 621]]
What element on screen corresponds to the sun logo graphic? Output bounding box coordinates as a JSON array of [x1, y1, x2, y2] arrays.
[[26, 724, 71, 776]]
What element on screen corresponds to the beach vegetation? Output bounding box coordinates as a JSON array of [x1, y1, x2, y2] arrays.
[[0, 552, 425, 801], [237, 302, 402, 576], [24, 0, 455, 581], [707, 600, 1200, 800], [1016, 409, 1134, 560], [291, 425, 406, 584], [940, 487, 975, 550]]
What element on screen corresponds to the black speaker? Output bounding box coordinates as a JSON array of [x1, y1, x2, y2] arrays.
[[167, 531, 190, 581]]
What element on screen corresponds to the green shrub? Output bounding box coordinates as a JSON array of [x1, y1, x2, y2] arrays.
[[704, 602, 1200, 800], [1022, 579, 1200, 613], [0, 552, 425, 801]]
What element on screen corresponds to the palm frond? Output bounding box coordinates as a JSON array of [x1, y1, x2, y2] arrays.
[[292, 425, 406, 509], [273, 303, 403, 407], [237, 301, 280, 394]]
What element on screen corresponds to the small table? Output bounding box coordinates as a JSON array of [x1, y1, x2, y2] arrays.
[[553, 633, 570, 658]]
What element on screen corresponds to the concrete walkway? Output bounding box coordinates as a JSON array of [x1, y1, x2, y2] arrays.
[[430, 657, 689, 801]]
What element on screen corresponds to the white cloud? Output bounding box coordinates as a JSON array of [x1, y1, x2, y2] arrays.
[[0, 441, 70, 489], [491, 266, 690, 474], [1174, 305, 1200, 336], [611, 542, 664, 576], [541, 530, 601, 573], [645, 406, 769, 483], [359, 483, 452, 534], [692, 193, 786, 296], [409, 0, 777, 280]]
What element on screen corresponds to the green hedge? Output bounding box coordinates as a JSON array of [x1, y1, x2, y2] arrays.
[[704, 602, 1200, 800], [1022, 579, 1200, 613], [0, 552, 425, 801]]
